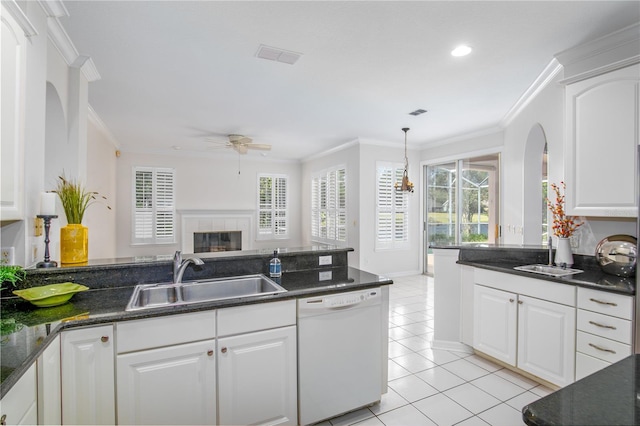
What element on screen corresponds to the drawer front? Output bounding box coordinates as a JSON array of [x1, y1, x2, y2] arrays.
[[577, 309, 632, 344], [577, 288, 633, 320], [218, 299, 296, 337], [474, 268, 575, 306], [576, 331, 631, 363], [575, 352, 611, 381], [117, 310, 216, 353]]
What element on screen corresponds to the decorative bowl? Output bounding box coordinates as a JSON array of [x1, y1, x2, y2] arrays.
[[13, 283, 89, 307], [595, 235, 637, 277]]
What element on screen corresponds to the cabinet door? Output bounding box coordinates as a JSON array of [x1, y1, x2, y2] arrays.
[[473, 285, 517, 366], [37, 335, 61, 425], [117, 339, 216, 425], [0, 364, 37, 425], [61, 325, 115, 425], [0, 4, 26, 220], [218, 326, 297, 426], [517, 295, 575, 387], [565, 64, 639, 217]]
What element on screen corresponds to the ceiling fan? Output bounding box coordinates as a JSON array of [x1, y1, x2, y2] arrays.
[[206, 134, 271, 154]]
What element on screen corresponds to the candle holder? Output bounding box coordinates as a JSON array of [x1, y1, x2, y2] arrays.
[[37, 215, 58, 268]]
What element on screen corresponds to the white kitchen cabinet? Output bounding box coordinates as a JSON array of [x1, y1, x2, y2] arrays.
[[37, 335, 61, 425], [473, 269, 577, 386], [473, 284, 517, 365], [517, 295, 576, 387], [218, 326, 297, 426], [0, 364, 37, 425], [116, 311, 217, 425], [564, 64, 639, 217], [0, 3, 26, 221], [217, 300, 297, 426], [61, 325, 115, 425], [575, 287, 633, 380], [117, 339, 216, 425]]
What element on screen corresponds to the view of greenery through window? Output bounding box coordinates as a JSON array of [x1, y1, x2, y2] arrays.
[[426, 155, 499, 250]]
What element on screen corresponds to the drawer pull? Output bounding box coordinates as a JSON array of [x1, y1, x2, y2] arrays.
[[588, 320, 617, 330], [589, 298, 617, 307], [1, 414, 6, 425], [588, 343, 616, 354]]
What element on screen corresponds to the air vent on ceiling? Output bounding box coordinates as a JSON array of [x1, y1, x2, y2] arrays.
[[409, 109, 427, 116], [256, 44, 302, 65]]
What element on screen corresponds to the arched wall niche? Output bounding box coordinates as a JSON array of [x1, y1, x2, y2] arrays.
[[522, 123, 548, 245], [44, 82, 73, 188]]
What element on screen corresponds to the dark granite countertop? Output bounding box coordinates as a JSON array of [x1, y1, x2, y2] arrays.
[[522, 354, 640, 425], [449, 245, 635, 296], [0, 265, 391, 398]]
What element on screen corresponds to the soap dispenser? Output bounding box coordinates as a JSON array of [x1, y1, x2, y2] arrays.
[[269, 250, 282, 277]]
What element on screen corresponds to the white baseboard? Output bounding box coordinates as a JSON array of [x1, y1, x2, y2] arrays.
[[431, 339, 473, 354]]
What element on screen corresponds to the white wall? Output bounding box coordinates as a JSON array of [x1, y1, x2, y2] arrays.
[[114, 151, 302, 257], [85, 119, 117, 259]]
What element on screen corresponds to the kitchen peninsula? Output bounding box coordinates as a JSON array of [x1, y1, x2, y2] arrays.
[[432, 244, 634, 388], [0, 246, 392, 425]]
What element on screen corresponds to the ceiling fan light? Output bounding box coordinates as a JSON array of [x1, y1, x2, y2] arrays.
[[451, 45, 472, 57]]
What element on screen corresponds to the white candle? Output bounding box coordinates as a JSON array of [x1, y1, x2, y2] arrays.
[[40, 192, 56, 215]]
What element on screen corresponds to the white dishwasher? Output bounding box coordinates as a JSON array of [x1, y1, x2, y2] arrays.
[[297, 287, 382, 426]]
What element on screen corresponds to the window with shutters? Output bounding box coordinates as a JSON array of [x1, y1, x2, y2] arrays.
[[257, 174, 288, 239], [376, 162, 409, 250], [132, 167, 175, 244], [311, 166, 347, 245]]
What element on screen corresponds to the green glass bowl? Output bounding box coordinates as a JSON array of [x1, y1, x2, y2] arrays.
[[13, 283, 89, 307]]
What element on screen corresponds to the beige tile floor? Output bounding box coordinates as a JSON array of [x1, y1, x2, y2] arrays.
[[320, 275, 553, 426]]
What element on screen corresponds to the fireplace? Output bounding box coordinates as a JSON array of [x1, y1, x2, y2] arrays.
[[194, 231, 242, 253]]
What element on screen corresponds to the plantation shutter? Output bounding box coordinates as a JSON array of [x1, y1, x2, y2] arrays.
[[132, 167, 175, 244], [376, 162, 409, 250], [258, 174, 288, 239], [311, 166, 347, 244]]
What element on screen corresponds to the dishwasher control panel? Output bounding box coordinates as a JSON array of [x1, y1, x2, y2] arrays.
[[298, 288, 381, 314]]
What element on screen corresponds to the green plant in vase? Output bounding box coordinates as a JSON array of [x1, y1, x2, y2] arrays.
[[53, 174, 110, 264]]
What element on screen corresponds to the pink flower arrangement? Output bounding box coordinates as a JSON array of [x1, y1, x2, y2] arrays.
[[547, 182, 582, 238]]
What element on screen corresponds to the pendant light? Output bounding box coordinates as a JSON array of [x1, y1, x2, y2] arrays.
[[394, 127, 414, 193]]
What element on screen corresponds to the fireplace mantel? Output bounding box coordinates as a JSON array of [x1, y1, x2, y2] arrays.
[[179, 210, 254, 254]]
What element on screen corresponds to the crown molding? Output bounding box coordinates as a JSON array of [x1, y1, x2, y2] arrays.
[[47, 17, 101, 82], [418, 126, 504, 150], [501, 58, 563, 128], [88, 105, 120, 149], [301, 138, 360, 163], [38, 0, 69, 18], [3, 0, 38, 37], [556, 23, 640, 84]]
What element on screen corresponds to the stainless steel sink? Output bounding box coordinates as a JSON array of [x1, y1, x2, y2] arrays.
[[125, 274, 286, 311], [181, 275, 286, 303], [513, 264, 583, 277]]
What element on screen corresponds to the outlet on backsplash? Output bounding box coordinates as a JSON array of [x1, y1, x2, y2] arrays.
[[1, 247, 15, 264]]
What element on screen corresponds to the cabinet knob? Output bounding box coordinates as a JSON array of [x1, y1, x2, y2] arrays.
[[207, 350, 214, 356], [1, 414, 7, 425], [518, 300, 523, 305], [221, 347, 227, 354], [101, 336, 109, 343], [509, 298, 514, 303]]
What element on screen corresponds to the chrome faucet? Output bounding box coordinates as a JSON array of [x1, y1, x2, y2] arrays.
[[548, 237, 553, 266], [173, 251, 204, 284]]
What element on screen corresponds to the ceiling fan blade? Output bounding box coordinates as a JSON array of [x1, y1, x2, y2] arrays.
[[245, 144, 271, 151]]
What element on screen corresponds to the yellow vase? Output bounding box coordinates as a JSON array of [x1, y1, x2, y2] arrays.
[[60, 224, 88, 264]]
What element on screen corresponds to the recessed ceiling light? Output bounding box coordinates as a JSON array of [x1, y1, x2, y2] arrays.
[[172, 146, 182, 150], [451, 45, 472, 57]]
